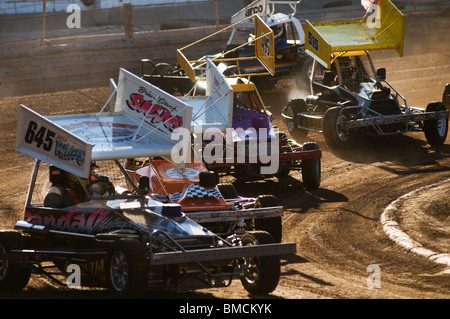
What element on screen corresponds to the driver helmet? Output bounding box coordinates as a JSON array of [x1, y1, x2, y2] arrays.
[[272, 24, 284, 38], [88, 175, 115, 198]]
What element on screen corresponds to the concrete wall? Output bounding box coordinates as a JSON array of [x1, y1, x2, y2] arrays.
[[0, 0, 214, 14]]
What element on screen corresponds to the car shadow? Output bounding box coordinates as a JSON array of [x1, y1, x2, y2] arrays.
[[230, 175, 348, 212], [326, 133, 450, 172]]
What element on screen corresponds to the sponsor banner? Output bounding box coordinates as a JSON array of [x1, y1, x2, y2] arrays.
[[255, 16, 275, 76], [304, 20, 332, 69], [115, 68, 192, 141], [16, 105, 93, 178], [231, 0, 267, 25]]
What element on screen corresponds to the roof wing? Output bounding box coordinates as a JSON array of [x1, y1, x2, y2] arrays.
[[16, 105, 93, 178], [230, 0, 301, 25], [177, 14, 275, 81], [16, 69, 193, 177], [181, 59, 233, 131], [305, 0, 404, 69]]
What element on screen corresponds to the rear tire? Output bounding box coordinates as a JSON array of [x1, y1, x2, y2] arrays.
[[217, 183, 238, 199], [239, 231, 280, 295], [199, 171, 217, 188], [424, 102, 448, 146], [0, 231, 31, 291], [254, 195, 282, 243]]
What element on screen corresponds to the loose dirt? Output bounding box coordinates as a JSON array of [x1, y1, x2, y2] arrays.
[[0, 9, 449, 299]]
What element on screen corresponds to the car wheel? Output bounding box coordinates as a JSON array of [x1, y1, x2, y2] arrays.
[[424, 102, 448, 146], [239, 231, 280, 295], [199, 171, 217, 188], [106, 238, 148, 297], [0, 231, 31, 291], [301, 142, 321, 189], [323, 107, 352, 148], [254, 195, 282, 243], [217, 183, 238, 199], [284, 98, 308, 138]]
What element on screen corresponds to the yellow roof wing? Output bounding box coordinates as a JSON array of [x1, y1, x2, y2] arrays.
[[177, 14, 274, 82], [305, 0, 404, 69]]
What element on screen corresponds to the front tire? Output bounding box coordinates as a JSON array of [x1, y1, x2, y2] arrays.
[[106, 239, 149, 297], [301, 142, 321, 189], [284, 99, 308, 139], [424, 102, 448, 146], [239, 231, 280, 295], [323, 107, 352, 149], [0, 231, 31, 291]]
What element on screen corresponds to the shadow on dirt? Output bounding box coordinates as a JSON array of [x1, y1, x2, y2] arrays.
[[230, 175, 348, 212], [326, 133, 450, 170]]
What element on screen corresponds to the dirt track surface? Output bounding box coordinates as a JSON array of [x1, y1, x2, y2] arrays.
[[0, 9, 449, 299]]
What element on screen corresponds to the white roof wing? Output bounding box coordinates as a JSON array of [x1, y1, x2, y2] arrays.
[[16, 105, 93, 178], [181, 60, 233, 131], [16, 69, 193, 177]]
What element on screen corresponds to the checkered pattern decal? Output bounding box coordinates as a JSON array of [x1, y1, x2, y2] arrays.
[[169, 185, 223, 202]]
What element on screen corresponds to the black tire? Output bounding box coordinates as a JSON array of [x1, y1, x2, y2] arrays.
[[217, 183, 238, 199], [284, 98, 308, 138], [301, 142, 321, 189], [106, 238, 149, 298], [199, 171, 217, 188], [424, 102, 448, 146], [0, 231, 31, 291], [254, 195, 282, 243], [323, 107, 352, 149], [239, 231, 281, 295]]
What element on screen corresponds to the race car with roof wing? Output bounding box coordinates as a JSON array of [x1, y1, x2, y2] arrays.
[[223, 0, 314, 90], [141, 0, 313, 92], [140, 14, 322, 188], [281, 0, 448, 149], [0, 68, 296, 297]]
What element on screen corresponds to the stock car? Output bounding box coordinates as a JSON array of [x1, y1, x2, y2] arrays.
[[125, 157, 285, 243], [282, 0, 448, 148], [140, 14, 322, 188], [0, 69, 296, 297]]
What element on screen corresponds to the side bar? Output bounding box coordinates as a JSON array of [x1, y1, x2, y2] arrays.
[[151, 242, 296, 265], [186, 206, 283, 223]]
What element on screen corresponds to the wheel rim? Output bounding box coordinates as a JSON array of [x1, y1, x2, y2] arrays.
[[243, 258, 260, 285], [241, 241, 260, 285], [0, 245, 8, 281], [335, 114, 349, 142], [436, 118, 447, 137], [110, 250, 129, 292], [286, 105, 295, 132]]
